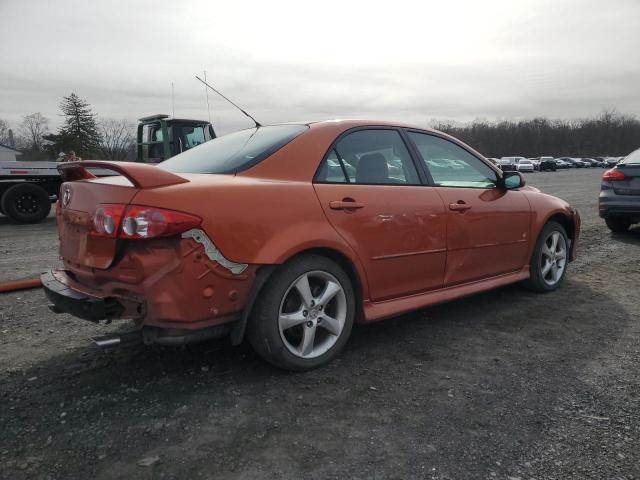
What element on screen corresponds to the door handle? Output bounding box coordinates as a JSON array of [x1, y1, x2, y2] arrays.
[[329, 199, 365, 210], [449, 202, 472, 212]]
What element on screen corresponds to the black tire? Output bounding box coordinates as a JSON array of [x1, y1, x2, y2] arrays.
[[605, 217, 631, 233], [522, 221, 569, 293], [1, 183, 52, 224], [247, 254, 355, 371]]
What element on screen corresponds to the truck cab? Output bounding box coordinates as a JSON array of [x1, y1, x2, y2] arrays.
[[137, 114, 216, 163]]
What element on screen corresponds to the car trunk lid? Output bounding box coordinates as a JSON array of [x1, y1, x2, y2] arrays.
[[612, 164, 640, 196], [57, 161, 189, 269]]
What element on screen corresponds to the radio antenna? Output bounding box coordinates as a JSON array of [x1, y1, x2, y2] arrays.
[[195, 75, 261, 128]]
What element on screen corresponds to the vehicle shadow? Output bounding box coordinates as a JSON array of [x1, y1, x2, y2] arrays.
[[0, 276, 634, 479], [611, 225, 640, 246]]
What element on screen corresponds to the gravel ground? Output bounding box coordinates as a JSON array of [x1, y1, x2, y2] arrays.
[[1, 168, 639, 480]]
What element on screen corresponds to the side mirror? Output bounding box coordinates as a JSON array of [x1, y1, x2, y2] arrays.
[[501, 171, 525, 190]]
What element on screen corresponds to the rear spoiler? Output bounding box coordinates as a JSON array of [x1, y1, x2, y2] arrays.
[[57, 161, 189, 189]]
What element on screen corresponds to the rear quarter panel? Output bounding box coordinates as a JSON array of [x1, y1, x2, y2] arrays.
[[131, 177, 371, 299]]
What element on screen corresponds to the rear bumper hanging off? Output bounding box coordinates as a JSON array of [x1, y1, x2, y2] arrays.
[[41, 270, 124, 322]]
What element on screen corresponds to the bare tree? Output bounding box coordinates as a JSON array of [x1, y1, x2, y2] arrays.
[[97, 118, 136, 160], [19, 113, 49, 151]]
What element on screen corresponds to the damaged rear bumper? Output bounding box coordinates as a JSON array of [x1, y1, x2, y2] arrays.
[[41, 270, 125, 322]]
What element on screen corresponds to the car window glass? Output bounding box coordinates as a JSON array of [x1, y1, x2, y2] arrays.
[[184, 126, 206, 149], [620, 148, 640, 165], [160, 124, 307, 174], [317, 129, 419, 185], [408, 132, 497, 188], [316, 149, 349, 183]]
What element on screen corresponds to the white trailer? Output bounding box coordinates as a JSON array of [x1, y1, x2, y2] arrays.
[[0, 161, 113, 223]]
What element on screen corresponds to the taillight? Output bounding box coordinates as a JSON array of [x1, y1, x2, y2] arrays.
[[93, 204, 126, 238], [91, 204, 201, 239], [120, 205, 201, 239], [603, 169, 625, 181]]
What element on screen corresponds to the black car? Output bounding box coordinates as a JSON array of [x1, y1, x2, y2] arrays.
[[539, 158, 557, 171], [599, 149, 640, 232]]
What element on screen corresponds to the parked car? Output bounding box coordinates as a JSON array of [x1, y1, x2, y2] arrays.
[[554, 158, 572, 169], [43, 120, 581, 370], [582, 158, 605, 168], [527, 158, 542, 170], [604, 157, 620, 167], [516, 159, 535, 173], [531, 156, 557, 171], [496, 158, 517, 171], [599, 148, 640, 232], [558, 157, 587, 168]]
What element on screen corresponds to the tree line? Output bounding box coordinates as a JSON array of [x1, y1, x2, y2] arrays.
[[431, 111, 640, 158], [0, 93, 135, 161], [2, 94, 638, 162]]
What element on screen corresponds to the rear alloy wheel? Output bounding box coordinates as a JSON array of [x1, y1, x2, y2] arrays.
[[523, 221, 569, 293], [248, 254, 355, 371], [605, 217, 631, 233], [1, 183, 51, 224]]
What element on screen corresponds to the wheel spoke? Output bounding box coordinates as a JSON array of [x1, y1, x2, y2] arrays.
[[551, 263, 559, 281], [318, 315, 341, 336], [316, 280, 342, 308], [294, 274, 314, 308], [556, 248, 566, 261], [550, 232, 559, 251], [279, 310, 307, 331], [542, 244, 553, 260], [541, 259, 553, 276], [300, 324, 316, 356]]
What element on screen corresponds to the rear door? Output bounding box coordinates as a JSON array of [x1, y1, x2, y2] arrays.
[[406, 131, 531, 287], [313, 128, 447, 302]]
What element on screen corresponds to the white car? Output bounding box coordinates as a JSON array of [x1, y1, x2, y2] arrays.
[[516, 159, 535, 172]]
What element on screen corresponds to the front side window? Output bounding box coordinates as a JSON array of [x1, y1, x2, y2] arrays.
[[316, 129, 420, 185], [160, 124, 307, 174], [408, 132, 497, 188]]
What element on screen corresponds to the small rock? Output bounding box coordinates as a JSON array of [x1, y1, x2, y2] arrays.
[[369, 386, 378, 391], [27, 377, 38, 382], [137, 455, 160, 467]]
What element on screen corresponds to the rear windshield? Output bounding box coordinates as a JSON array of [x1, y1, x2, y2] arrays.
[[620, 148, 640, 165], [159, 124, 308, 174]]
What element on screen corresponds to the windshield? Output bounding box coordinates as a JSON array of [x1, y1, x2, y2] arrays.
[[620, 148, 640, 165], [159, 124, 308, 174]]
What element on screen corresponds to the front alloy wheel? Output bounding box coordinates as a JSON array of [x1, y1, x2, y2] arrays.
[[523, 221, 569, 293], [540, 231, 567, 286]]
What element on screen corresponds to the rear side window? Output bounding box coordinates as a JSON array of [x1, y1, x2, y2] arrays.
[[159, 125, 308, 174], [316, 129, 420, 185], [620, 148, 640, 165]]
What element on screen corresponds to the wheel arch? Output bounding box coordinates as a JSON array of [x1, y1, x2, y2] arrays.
[[546, 212, 576, 242], [536, 210, 579, 262], [231, 245, 367, 345]]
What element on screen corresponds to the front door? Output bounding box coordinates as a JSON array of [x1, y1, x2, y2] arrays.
[[313, 128, 447, 302], [406, 131, 532, 286]]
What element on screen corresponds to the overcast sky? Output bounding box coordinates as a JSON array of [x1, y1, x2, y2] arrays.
[[1, 0, 639, 134]]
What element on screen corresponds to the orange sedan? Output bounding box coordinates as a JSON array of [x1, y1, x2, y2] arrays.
[[43, 120, 580, 370]]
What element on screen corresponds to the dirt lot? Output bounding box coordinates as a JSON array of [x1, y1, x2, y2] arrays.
[[1, 168, 639, 480]]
